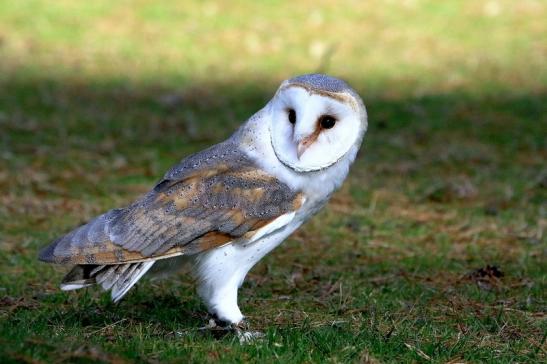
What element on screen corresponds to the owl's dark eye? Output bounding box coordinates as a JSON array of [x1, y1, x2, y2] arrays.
[[319, 115, 336, 129], [287, 109, 296, 124]]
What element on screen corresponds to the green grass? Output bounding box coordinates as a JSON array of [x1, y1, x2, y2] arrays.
[[0, 1, 545, 363]]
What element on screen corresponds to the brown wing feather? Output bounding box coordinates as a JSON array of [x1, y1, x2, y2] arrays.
[[39, 142, 303, 265]]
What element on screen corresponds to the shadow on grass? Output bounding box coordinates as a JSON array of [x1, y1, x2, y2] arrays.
[[1, 76, 545, 161], [44, 285, 205, 334]]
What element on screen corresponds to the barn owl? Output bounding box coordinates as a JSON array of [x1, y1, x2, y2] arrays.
[[39, 74, 368, 336]]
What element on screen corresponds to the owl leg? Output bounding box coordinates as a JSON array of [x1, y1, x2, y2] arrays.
[[195, 261, 266, 343], [197, 276, 244, 325], [194, 243, 258, 325], [193, 234, 287, 340]]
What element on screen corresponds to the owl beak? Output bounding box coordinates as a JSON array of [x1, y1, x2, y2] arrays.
[[296, 142, 307, 159], [296, 135, 315, 159]]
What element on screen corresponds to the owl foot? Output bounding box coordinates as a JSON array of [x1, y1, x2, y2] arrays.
[[235, 328, 265, 344], [231, 320, 265, 344], [201, 316, 264, 343]]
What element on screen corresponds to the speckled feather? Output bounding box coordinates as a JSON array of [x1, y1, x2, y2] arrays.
[[288, 74, 352, 93], [39, 141, 303, 265]]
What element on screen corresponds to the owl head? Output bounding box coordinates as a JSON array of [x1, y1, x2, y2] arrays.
[[269, 74, 367, 172]]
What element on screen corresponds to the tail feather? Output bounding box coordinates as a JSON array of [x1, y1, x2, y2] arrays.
[[96, 266, 118, 290], [102, 264, 131, 291], [60, 265, 99, 290], [90, 265, 107, 276], [60, 261, 155, 302], [111, 261, 154, 303]]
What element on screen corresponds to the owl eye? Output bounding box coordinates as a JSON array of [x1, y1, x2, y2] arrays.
[[319, 115, 336, 129], [287, 109, 296, 124]]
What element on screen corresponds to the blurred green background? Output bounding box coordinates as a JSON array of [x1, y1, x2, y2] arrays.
[[1, 1, 545, 363]]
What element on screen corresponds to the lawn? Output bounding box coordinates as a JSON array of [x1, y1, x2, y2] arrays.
[[0, 1, 545, 363]]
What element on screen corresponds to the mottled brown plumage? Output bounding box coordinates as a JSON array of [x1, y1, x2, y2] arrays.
[[39, 141, 303, 266]]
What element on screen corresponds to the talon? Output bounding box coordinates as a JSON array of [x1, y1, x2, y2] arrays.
[[233, 318, 250, 331], [232, 319, 264, 344], [198, 318, 219, 331], [236, 329, 265, 344], [200, 315, 263, 343]]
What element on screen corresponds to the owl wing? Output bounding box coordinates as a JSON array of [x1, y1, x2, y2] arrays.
[[39, 142, 304, 265]]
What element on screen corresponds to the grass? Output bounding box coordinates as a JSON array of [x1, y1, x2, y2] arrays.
[[0, 1, 545, 362]]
